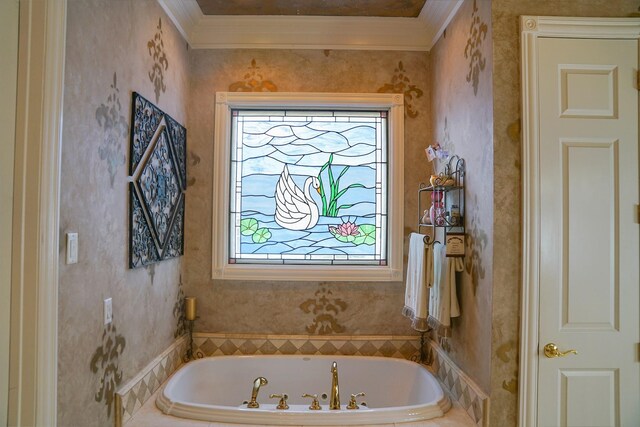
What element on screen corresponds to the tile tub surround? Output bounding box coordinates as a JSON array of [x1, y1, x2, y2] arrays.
[[116, 336, 188, 427], [428, 341, 488, 427], [191, 333, 423, 359], [117, 333, 487, 427]]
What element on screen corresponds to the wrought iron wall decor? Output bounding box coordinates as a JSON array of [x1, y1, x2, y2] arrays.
[[129, 92, 186, 268]]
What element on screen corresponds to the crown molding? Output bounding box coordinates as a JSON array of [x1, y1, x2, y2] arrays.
[[418, 0, 464, 49], [158, 0, 463, 51]]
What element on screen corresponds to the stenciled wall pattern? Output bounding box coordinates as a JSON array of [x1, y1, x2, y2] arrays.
[[229, 58, 278, 92], [430, 0, 494, 397], [147, 18, 169, 104], [89, 322, 126, 418], [377, 60, 424, 118], [489, 0, 639, 424], [54, 2, 640, 426], [464, 0, 488, 96], [95, 72, 128, 188], [58, 1, 189, 426], [185, 49, 430, 337]]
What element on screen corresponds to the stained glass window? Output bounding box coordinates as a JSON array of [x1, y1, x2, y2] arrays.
[[229, 110, 388, 265]]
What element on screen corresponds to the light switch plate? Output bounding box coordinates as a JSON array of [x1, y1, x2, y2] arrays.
[[104, 298, 112, 325], [66, 232, 78, 264]]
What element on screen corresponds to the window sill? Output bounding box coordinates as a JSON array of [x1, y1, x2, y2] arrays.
[[212, 263, 403, 282]]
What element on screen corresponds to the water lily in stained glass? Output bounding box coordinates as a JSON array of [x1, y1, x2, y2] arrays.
[[229, 110, 387, 265]]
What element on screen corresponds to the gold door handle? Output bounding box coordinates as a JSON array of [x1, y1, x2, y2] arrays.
[[543, 343, 577, 358]]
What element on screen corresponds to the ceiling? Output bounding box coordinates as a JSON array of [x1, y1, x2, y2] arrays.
[[159, 0, 463, 51], [195, 0, 428, 18]]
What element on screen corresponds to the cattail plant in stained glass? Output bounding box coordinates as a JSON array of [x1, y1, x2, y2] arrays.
[[229, 110, 388, 265]]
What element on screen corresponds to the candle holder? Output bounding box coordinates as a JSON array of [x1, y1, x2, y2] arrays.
[[183, 297, 203, 362]]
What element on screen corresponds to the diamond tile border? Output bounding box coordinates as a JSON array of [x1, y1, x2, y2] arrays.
[[191, 332, 422, 360], [427, 340, 489, 427], [115, 335, 188, 427], [115, 333, 488, 427]]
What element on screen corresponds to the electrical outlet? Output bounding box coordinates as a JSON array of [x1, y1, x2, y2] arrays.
[[66, 232, 78, 264], [104, 298, 113, 325]]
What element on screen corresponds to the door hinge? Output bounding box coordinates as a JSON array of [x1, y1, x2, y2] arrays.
[[637, 70, 640, 91]]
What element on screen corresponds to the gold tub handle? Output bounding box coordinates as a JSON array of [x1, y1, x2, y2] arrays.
[[301, 393, 322, 410], [269, 393, 289, 410], [347, 392, 366, 410]]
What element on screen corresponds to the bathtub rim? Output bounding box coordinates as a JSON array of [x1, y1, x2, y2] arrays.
[[156, 354, 451, 425]]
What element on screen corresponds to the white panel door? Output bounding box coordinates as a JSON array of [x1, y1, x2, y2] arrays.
[[537, 37, 639, 427]]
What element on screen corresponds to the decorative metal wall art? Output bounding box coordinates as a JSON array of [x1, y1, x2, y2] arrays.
[[129, 92, 186, 268]]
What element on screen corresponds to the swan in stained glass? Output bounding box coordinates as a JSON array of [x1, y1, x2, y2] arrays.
[[274, 164, 320, 231]]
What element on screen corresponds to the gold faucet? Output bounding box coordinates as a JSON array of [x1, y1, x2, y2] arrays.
[[329, 361, 340, 410], [247, 377, 268, 408]]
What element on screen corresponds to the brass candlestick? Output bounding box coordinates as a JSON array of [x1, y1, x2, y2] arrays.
[[183, 297, 202, 362], [185, 296, 196, 321]]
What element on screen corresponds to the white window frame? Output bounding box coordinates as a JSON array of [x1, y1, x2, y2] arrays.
[[212, 92, 404, 281]]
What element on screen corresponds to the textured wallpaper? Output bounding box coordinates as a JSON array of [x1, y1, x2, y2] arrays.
[[430, 0, 494, 395], [185, 49, 431, 337], [58, 1, 189, 426], [56, 1, 640, 426], [489, 1, 639, 425], [431, 1, 640, 425]]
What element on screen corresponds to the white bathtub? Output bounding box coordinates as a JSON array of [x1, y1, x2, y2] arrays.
[[156, 355, 451, 425]]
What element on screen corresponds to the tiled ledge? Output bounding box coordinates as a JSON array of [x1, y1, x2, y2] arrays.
[[115, 333, 488, 427], [115, 336, 188, 427], [428, 341, 489, 427], [191, 332, 423, 360]]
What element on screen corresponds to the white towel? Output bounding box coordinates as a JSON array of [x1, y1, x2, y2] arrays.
[[403, 233, 433, 331], [429, 243, 463, 331]]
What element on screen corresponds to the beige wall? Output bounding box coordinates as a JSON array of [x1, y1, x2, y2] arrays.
[[430, 0, 494, 394], [490, 0, 639, 425], [55, 1, 640, 425], [58, 1, 189, 425], [431, 1, 640, 425], [185, 50, 431, 336], [0, 1, 19, 424]]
